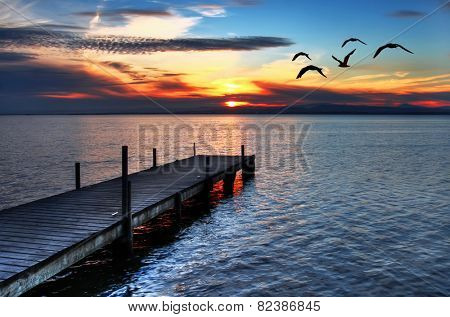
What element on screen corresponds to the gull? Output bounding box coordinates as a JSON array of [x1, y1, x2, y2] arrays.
[[373, 43, 414, 59], [332, 49, 356, 68], [342, 38, 367, 48], [296, 65, 327, 79], [292, 52, 311, 61]]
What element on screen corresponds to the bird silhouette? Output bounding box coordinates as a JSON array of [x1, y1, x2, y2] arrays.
[[373, 43, 414, 59], [296, 65, 327, 79], [342, 38, 367, 48], [292, 52, 311, 61], [332, 49, 356, 68]]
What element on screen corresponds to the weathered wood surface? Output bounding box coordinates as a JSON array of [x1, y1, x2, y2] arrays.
[[0, 155, 254, 296]]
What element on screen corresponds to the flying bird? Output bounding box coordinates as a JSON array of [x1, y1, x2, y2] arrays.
[[332, 49, 356, 68], [296, 65, 327, 79], [373, 43, 414, 59], [342, 38, 367, 48], [292, 52, 311, 61]]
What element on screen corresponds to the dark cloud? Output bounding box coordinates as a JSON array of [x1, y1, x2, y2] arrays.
[[101, 61, 147, 80], [161, 72, 188, 77], [389, 10, 425, 18], [153, 78, 206, 92], [39, 23, 88, 31], [74, 9, 172, 17], [0, 61, 132, 99], [0, 27, 293, 53], [0, 51, 36, 63], [78, 36, 293, 54]]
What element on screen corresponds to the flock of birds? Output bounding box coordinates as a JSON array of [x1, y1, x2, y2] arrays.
[[292, 37, 414, 79]]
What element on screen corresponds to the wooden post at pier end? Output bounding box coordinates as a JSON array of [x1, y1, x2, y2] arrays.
[[175, 192, 182, 220], [241, 144, 247, 172], [223, 170, 236, 195], [75, 162, 80, 190], [203, 156, 212, 202], [193, 143, 196, 156], [241, 145, 255, 180], [152, 148, 157, 167]]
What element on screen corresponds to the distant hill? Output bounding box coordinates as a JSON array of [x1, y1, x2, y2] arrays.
[[216, 104, 450, 115]]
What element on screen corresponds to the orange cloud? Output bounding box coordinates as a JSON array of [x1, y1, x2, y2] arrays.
[[39, 92, 101, 99]]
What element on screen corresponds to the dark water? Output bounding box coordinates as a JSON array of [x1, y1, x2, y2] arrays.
[[0, 115, 449, 296]]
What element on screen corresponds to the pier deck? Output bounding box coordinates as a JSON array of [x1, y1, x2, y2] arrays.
[[0, 154, 255, 296]]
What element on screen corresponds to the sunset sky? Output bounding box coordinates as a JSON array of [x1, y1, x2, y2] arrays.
[[0, 0, 449, 113]]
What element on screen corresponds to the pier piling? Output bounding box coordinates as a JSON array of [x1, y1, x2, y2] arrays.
[[223, 170, 236, 195], [75, 162, 81, 190], [175, 192, 182, 220], [152, 148, 157, 167]]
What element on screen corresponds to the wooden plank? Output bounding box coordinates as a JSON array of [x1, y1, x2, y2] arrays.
[[0, 257, 38, 267], [0, 270, 14, 281], [0, 264, 28, 273], [0, 242, 72, 256], [0, 231, 90, 243], [8, 204, 120, 213], [0, 221, 108, 232], [0, 238, 72, 249], [0, 245, 64, 256], [0, 217, 115, 229], [0, 250, 54, 261], [0, 210, 118, 222], [0, 226, 98, 239]]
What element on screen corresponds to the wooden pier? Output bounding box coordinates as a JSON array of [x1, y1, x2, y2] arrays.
[[0, 147, 255, 296]]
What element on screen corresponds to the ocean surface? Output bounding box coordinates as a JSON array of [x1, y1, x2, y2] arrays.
[[0, 115, 449, 296]]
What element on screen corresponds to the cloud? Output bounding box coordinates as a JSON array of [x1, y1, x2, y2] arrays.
[[0, 51, 36, 63], [0, 62, 126, 94], [231, 0, 262, 6], [0, 27, 293, 53], [38, 23, 88, 31], [101, 61, 147, 80], [88, 14, 201, 38], [74, 9, 172, 18], [389, 10, 425, 18], [0, 0, 47, 28], [189, 5, 227, 17]]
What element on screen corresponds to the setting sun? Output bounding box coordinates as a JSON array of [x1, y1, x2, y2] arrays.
[[225, 101, 248, 107]]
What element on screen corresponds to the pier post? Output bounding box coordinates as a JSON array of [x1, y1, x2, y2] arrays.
[[202, 156, 212, 202], [124, 181, 133, 251], [223, 170, 236, 195], [122, 146, 128, 217], [121, 146, 133, 253], [241, 144, 246, 171], [241, 144, 247, 173], [175, 192, 182, 220], [241, 145, 255, 180], [193, 143, 196, 156], [152, 148, 157, 167], [75, 162, 80, 190]]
